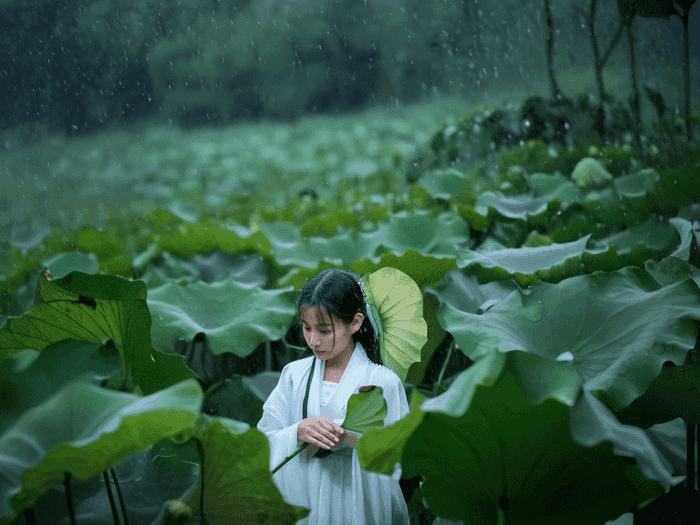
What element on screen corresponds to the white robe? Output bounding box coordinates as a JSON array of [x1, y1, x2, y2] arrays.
[[257, 342, 410, 524]]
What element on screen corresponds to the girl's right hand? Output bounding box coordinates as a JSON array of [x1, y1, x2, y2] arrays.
[[297, 417, 344, 450]]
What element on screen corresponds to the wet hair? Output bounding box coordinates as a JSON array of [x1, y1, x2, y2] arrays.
[[296, 268, 382, 365]]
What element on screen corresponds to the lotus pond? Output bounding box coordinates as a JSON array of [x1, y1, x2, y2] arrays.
[[1, 91, 700, 525]]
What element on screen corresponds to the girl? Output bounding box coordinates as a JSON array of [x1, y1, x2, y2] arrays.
[[257, 268, 411, 524]]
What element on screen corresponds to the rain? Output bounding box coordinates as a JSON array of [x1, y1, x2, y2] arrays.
[[1, 0, 699, 524]]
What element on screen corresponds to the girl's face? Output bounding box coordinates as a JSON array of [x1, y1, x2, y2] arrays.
[[299, 305, 363, 365]]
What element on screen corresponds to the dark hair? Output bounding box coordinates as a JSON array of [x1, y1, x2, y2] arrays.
[[296, 268, 382, 365]]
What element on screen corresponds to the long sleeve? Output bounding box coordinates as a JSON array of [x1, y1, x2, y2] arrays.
[[257, 361, 310, 509]]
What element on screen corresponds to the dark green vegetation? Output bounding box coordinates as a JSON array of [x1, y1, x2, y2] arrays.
[[1, 84, 700, 524]]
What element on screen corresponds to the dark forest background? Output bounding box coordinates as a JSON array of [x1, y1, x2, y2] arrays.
[[0, 0, 697, 138]]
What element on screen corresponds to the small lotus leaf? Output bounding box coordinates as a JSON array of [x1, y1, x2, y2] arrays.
[[342, 386, 388, 434]]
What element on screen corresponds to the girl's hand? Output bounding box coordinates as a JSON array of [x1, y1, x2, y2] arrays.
[[297, 417, 344, 450]]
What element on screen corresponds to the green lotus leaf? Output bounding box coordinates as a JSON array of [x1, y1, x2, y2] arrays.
[[416, 168, 474, 201], [40, 251, 100, 278], [156, 220, 273, 261], [264, 211, 468, 271], [351, 249, 458, 292], [183, 417, 309, 524], [357, 389, 428, 475], [616, 350, 700, 427], [362, 268, 428, 382], [425, 269, 520, 315], [580, 186, 624, 225], [261, 222, 368, 268], [367, 210, 470, 257], [358, 351, 667, 524], [528, 172, 582, 206], [473, 191, 554, 223], [644, 256, 700, 287], [0, 339, 121, 435], [243, 371, 283, 403], [570, 390, 674, 490], [0, 378, 203, 524], [457, 234, 592, 285], [438, 266, 700, 410], [612, 169, 660, 222], [32, 442, 199, 525], [654, 151, 700, 208], [0, 271, 195, 396], [669, 217, 700, 264], [203, 375, 266, 426], [343, 386, 389, 433], [587, 219, 680, 270], [147, 277, 296, 357]]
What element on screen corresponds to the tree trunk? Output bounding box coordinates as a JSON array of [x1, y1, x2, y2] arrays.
[[682, 8, 692, 142], [588, 0, 607, 140], [544, 0, 561, 99], [626, 19, 642, 152]]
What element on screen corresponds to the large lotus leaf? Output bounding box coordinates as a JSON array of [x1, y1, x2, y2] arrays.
[[264, 211, 468, 270], [473, 191, 554, 223], [156, 220, 273, 261], [425, 269, 520, 315], [457, 234, 592, 285], [0, 271, 195, 396], [351, 249, 458, 291], [183, 417, 309, 524], [644, 256, 700, 288], [528, 172, 582, 206], [615, 352, 700, 427], [40, 251, 100, 279], [587, 219, 680, 270], [357, 389, 428, 475], [416, 168, 473, 201], [362, 268, 428, 382], [243, 371, 282, 403], [580, 186, 625, 225], [569, 390, 673, 489], [612, 169, 660, 222], [405, 292, 448, 384], [141, 251, 270, 289], [202, 375, 265, 426], [438, 266, 700, 410], [32, 442, 199, 525], [261, 222, 370, 268], [147, 278, 296, 357], [365, 210, 470, 258], [358, 351, 666, 524], [0, 378, 203, 524], [0, 339, 121, 435]]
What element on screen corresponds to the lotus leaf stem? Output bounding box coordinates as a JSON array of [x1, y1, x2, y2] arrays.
[[688, 423, 697, 491], [271, 442, 309, 475], [65, 472, 77, 525], [203, 380, 225, 401], [109, 467, 130, 525], [432, 340, 455, 397], [196, 439, 209, 525], [103, 471, 121, 525]]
